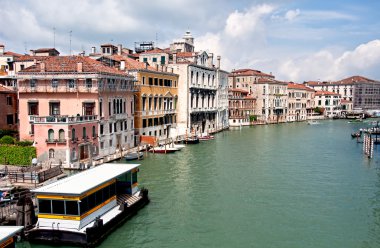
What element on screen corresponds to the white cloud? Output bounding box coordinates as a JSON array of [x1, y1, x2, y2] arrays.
[[224, 4, 274, 38], [285, 9, 300, 21], [276, 40, 380, 82]]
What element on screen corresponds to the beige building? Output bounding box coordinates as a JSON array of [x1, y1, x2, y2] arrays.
[[287, 83, 315, 122], [253, 78, 288, 124], [314, 91, 342, 118]]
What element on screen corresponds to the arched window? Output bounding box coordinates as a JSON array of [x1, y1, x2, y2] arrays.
[[83, 127, 87, 138], [49, 149, 55, 159], [72, 128, 76, 141], [59, 129, 65, 141], [48, 129, 54, 141], [71, 148, 77, 161], [92, 126, 96, 137]]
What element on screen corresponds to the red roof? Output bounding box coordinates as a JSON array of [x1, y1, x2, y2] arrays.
[[15, 55, 51, 62], [306, 75, 376, 86], [3, 51, 22, 57], [139, 48, 166, 55], [18, 56, 128, 76], [341, 99, 352, 104], [315, 90, 340, 96], [229, 88, 249, 93], [287, 82, 315, 91], [0, 85, 15, 93], [33, 48, 60, 54], [176, 52, 195, 58], [229, 69, 274, 78], [257, 78, 287, 85]]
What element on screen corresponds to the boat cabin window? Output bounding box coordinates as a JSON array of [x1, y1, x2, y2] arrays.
[[116, 170, 138, 195], [79, 182, 116, 215], [38, 199, 79, 216]]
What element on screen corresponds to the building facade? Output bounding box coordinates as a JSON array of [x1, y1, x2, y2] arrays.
[[287, 83, 315, 122], [228, 89, 255, 126], [314, 91, 341, 118], [253, 78, 288, 124], [0, 85, 18, 131], [17, 56, 135, 168]]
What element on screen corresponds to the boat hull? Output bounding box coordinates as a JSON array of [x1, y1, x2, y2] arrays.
[[27, 190, 149, 247], [149, 148, 177, 153], [125, 152, 144, 161]]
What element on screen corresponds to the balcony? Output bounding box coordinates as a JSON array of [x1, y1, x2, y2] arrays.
[[34, 115, 98, 124], [46, 139, 67, 144]]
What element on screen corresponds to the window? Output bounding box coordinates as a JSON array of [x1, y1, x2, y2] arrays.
[[48, 129, 54, 141], [68, 79, 76, 88], [65, 201, 79, 216], [30, 79, 36, 88], [83, 127, 87, 138], [143, 58, 148, 62], [6, 96, 12, 106], [28, 102, 39, 115], [152, 57, 157, 62], [83, 102, 95, 116], [160, 56, 165, 65], [100, 125, 104, 135], [49, 148, 55, 159], [59, 129, 65, 141], [52, 200, 64, 214], [86, 78, 92, 88], [99, 100, 103, 117], [142, 77, 145, 85], [6, 115, 13, 125], [51, 79, 58, 88], [72, 128, 76, 141], [38, 199, 51, 214], [49, 102, 60, 115], [92, 126, 96, 137], [109, 123, 113, 133]]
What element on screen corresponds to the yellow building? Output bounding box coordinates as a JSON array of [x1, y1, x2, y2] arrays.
[[121, 58, 179, 142]]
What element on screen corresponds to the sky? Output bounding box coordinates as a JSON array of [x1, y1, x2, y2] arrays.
[[1, 0, 380, 82]]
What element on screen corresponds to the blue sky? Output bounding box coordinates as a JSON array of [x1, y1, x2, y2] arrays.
[[1, 0, 380, 82]]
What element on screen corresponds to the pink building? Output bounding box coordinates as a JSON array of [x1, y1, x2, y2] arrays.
[[17, 56, 135, 168], [0, 85, 18, 131]]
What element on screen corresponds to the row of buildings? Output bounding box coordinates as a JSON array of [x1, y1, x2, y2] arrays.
[[1, 31, 380, 168]]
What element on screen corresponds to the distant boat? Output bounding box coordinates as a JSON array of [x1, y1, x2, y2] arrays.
[[199, 135, 215, 141], [125, 152, 144, 161], [307, 120, 320, 125], [351, 132, 361, 138], [348, 118, 363, 123], [149, 146, 179, 154], [182, 136, 200, 144]]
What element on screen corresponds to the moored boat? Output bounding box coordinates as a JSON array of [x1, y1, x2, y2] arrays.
[[182, 136, 200, 144], [307, 120, 320, 125], [124, 152, 144, 161], [149, 146, 179, 153], [199, 135, 215, 141], [26, 163, 149, 247]]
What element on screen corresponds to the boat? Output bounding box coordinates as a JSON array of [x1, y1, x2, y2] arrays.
[[169, 143, 186, 150], [351, 132, 361, 138], [149, 145, 179, 153], [124, 152, 144, 161], [348, 118, 363, 123], [182, 136, 200, 144], [307, 120, 320, 125], [26, 163, 149, 247], [199, 135, 215, 141], [0, 226, 23, 248]]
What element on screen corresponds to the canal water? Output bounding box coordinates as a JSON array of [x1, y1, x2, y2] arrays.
[[29, 119, 380, 248]]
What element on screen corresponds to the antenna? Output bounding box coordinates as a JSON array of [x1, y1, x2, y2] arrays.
[[156, 32, 158, 47], [69, 30, 72, 55], [24, 42, 27, 54], [53, 27, 56, 48]]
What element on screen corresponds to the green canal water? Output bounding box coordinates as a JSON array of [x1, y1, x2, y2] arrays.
[[29, 119, 380, 248]]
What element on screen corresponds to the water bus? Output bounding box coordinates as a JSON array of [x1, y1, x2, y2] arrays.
[[26, 163, 149, 247], [0, 226, 23, 247]]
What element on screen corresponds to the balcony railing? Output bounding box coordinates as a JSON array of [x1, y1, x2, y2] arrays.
[[34, 115, 98, 124], [46, 139, 67, 144]]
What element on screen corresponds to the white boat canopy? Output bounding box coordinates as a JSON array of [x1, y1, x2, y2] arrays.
[[31, 163, 140, 196]]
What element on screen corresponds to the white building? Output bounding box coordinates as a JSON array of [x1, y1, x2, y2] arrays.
[[314, 90, 341, 118], [287, 83, 315, 122]]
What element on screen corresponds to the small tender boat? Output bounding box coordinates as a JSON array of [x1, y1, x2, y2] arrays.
[[169, 143, 186, 150], [307, 120, 320, 125], [351, 132, 361, 138], [348, 118, 363, 123], [125, 152, 144, 161], [199, 135, 215, 141], [27, 163, 149, 247], [182, 136, 200, 144], [149, 146, 179, 153]]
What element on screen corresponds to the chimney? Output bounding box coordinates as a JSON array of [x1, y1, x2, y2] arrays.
[[40, 62, 46, 72], [0, 45, 4, 55], [120, 60, 125, 70], [77, 62, 83, 72], [173, 53, 177, 64], [156, 64, 159, 71], [117, 44, 122, 55], [91, 47, 96, 54], [171, 67, 174, 73], [217, 56, 221, 69], [29, 50, 35, 56]]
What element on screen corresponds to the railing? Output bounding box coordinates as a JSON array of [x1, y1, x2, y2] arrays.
[[34, 115, 98, 124], [46, 139, 67, 144]]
